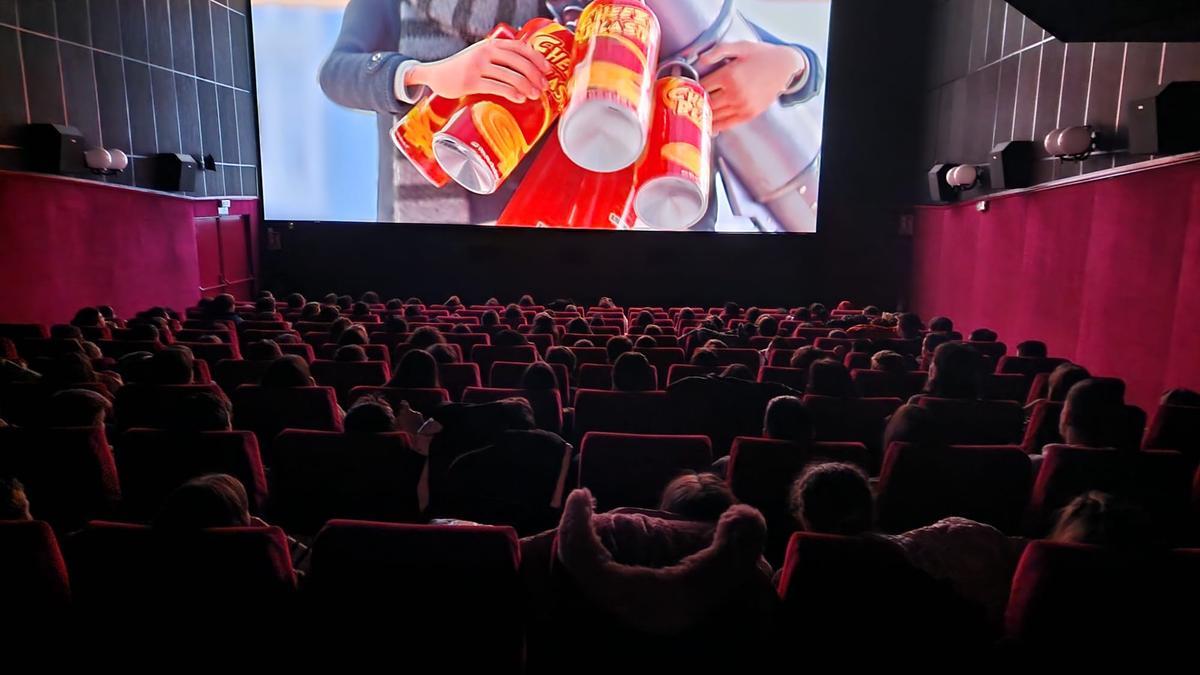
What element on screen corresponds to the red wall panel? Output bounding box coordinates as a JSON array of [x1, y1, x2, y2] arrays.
[[912, 158, 1200, 411]]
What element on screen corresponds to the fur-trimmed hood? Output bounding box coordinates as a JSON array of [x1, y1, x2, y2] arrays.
[[555, 488, 769, 635]]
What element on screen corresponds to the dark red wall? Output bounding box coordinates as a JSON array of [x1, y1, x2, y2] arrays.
[[911, 157, 1200, 411], [0, 171, 258, 326]]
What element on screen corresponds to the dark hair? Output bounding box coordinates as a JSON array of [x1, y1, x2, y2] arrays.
[[605, 336, 633, 363], [789, 462, 873, 535], [403, 305, 423, 319], [789, 346, 832, 372], [1061, 378, 1126, 447], [117, 351, 154, 384], [764, 395, 813, 444], [808, 303, 828, 321], [1016, 340, 1048, 359], [520, 362, 558, 391], [531, 313, 555, 334], [493, 329, 528, 347], [167, 392, 232, 432], [1048, 363, 1090, 402], [336, 295, 353, 310], [756, 315, 779, 338], [518, 294, 536, 307], [408, 326, 446, 350], [385, 298, 404, 310], [389, 349, 439, 388], [0, 477, 31, 520], [150, 347, 195, 385], [405, 297, 423, 306], [928, 316, 954, 333], [896, 313, 923, 340], [612, 352, 656, 392], [423, 343, 457, 365], [344, 396, 396, 433], [870, 350, 907, 374], [925, 342, 982, 399], [245, 340, 283, 361], [385, 316, 409, 334], [49, 388, 112, 428], [334, 344, 368, 363], [255, 296, 276, 314], [153, 474, 251, 530], [659, 473, 735, 521], [1050, 491, 1155, 550], [50, 324, 84, 340], [566, 317, 590, 334], [351, 301, 371, 316], [44, 352, 96, 386], [545, 346, 577, 374], [328, 317, 353, 343], [211, 293, 237, 316], [317, 305, 342, 322], [806, 359, 855, 398], [968, 328, 998, 342], [1161, 388, 1200, 407], [634, 335, 657, 350], [98, 305, 116, 320], [71, 307, 104, 327], [690, 348, 718, 367], [678, 308, 696, 321], [503, 304, 524, 324], [262, 355, 313, 388], [285, 293, 306, 309], [481, 311, 500, 328], [301, 302, 322, 320], [720, 363, 754, 380], [361, 291, 381, 304], [862, 305, 882, 317], [644, 324, 663, 336], [322, 293, 338, 305], [634, 311, 654, 329], [882, 404, 946, 451]]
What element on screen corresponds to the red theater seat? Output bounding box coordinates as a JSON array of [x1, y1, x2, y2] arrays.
[[489, 361, 569, 402], [471, 345, 537, 385], [269, 431, 424, 535], [711, 348, 762, 371], [876, 442, 1033, 533], [573, 390, 678, 439], [305, 520, 523, 670], [231, 385, 343, 460], [278, 342, 315, 363], [757, 366, 806, 389], [316, 343, 390, 362], [851, 369, 928, 399], [1021, 399, 1064, 453], [115, 429, 268, 520], [98, 339, 163, 358], [665, 364, 719, 386], [578, 432, 712, 511], [0, 381, 111, 427], [916, 397, 1025, 445], [578, 363, 613, 390], [347, 386, 449, 416], [438, 362, 483, 401], [443, 332, 490, 354], [177, 341, 241, 365], [570, 346, 610, 366], [1144, 404, 1200, 463], [981, 373, 1032, 402], [310, 360, 391, 405], [463, 386, 563, 433], [0, 520, 71, 611], [0, 322, 49, 340], [213, 359, 272, 394], [801, 395, 903, 470], [113, 383, 226, 432]]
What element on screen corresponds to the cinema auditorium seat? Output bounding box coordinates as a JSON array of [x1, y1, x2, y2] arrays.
[[578, 432, 712, 511], [1144, 404, 1200, 463], [231, 385, 343, 460], [310, 360, 391, 405], [851, 369, 927, 399], [0, 426, 120, 531], [489, 361, 570, 402], [1021, 399, 1064, 453], [304, 520, 523, 670], [876, 442, 1033, 533], [757, 366, 806, 389], [570, 346, 609, 366], [996, 355, 1069, 377], [463, 386, 563, 433], [316, 343, 390, 362], [635, 348, 685, 388], [113, 383, 226, 432], [578, 363, 614, 390], [666, 364, 719, 386], [278, 342, 316, 362], [177, 341, 241, 367], [0, 381, 111, 427], [213, 358, 272, 394], [347, 385, 449, 415], [268, 430, 424, 535], [436, 362, 482, 401], [472, 345, 537, 385], [115, 429, 268, 521], [573, 390, 678, 439], [801, 395, 903, 470], [916, 397, 1025, 445], [0, 520, 71, 612]]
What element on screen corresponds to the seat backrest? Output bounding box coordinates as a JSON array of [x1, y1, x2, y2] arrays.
[[213, 359, 272, 395], [437, 362, 483, 401], [0, 426, 121, 531], [579, 432, 712, 511], [231, 385, 343, 461], [116, 429, 268, 520], [113, 383, 225, 432], [348, 386, 449, 416], [801, 395, 903, 470], [316, 343, 390, 363], [1144, 404, 1200, 463], [572, 390, 678, 440], [269, 431, 424, 535], [489, 361, 569, 402], [443, 332, 490, 355], [850, 369, 928, 399], [0, 322, 48, 340], [876, 442, 1033, 533], [176, 341, 241, 365], [525, 333, 554, 356], [757, 366, 806, 389], [917, 397, 1025, 445], [277, 342, 315, 363], [666, 364, 719, 386], [0, 520, 71, 610], [712, 348, 761, 372], [463, 387, 563, 433], [0, 381, 110, 427], [577, 363, 614, 390], [471, 345, 538, 384], [1021, 399, 1063, 454], [981, 373, 1032, 402], [310, 360, 391, 406], [305, 520, 522, 668], [996, 356, 1068, 377], [635, 348, 685, 388], [569, 346, 609, 366]]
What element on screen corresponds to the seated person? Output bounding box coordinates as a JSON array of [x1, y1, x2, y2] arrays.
[[164, 392, 233, 432], [48, 388, 112, 428], [343, 396, 396, 434], [262, 355, 317, 388], [388, 349, 440, 389], [0, 476, 33, 520], [611, 352, 656, 392], [334, 345, 368, 363], [805, 359, 855, 398]]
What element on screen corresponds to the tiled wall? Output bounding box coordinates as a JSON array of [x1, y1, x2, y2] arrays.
[[917, 0, 1200, 200], [0, 0, 257, 197]]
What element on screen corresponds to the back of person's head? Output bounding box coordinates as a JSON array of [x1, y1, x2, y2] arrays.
[[850, 339, 873, 354], [0, 477, 32, 521], [126, 322, 160, 342], [336, 295, 353, 310], [925, 342, 982, 399], [1047, 363, 1090, 402], [403, 304, 423, 319], [659, 473, 735, 521], [612, 352, 655, 392], [789, 462, 873, 535], [545, 346, 577, 373], [520, 362, 558, 391], [1060, 378, 1127, 447], [212, 294, 237, 316], [117, 352, 154, 384], [634, 310, 654, 329], [317, 304, 342, 322], [343, 396, 396, 433], [408, 325, 445, 349], [300, 302, 322, 320], [691, 347, 719, 367], [827, 329, 848, 340], [862, 305, 882, 318], [405, 297, 423, 307], [51, 324, 83, 340], [390, 349, 439, 388], [167, 392, 232, 432], [634, 335, 657, 350], [679, 308, 696, 321], [322, 293, 339, 305], [928, 316, 953, 333], [385, 298, 404, 311], [896, 313, 923, 340], [720, 363, 754, 380], [444, 295, 461, 307], [808, 303, 828, 321], [337, 325, 369, 346], [45, 352, 96, 386], [334, 344, 367, 363], [361, 291, 381, 304], [518, 294, 536, 307], [870, 350, 907, 373], [763, 395, 813, 444], [285, 293, 306, 309], [807, 359, 855, 398], [789, 346, 832, 372], [151, 347, 195, 385], [493, 329, 528, 347], [426, 343, 459, 364], [72, 307, 104, 327], [1050, 491, 1156, 551], [644, 324, 663, 336], [722, 301, 741, 318], [745, 307, 762, 324], [793, 307, 812, 322], [481, 311, 500, 328], [153, 474, 251, 530], [1016, 340, 1048, 358], [756, 315, 779, 338], [351, 301, 371, 316], [255, 296, 276, 314], [1161, 388, 1200, 407], [566, 317, 590, 334], [605, 336, 633, 363], [385, 316, 408, 334], [262, 355, 314, 388], [503, 304, 524, 323], [968, 328, 998, 342], [532, 312, 555, 333], [328, 317, 353, 342], [49, 388, 112, 428], [245, 340, 283, 362], [882, 404, 946, 451], [98, 305, 117, 321]]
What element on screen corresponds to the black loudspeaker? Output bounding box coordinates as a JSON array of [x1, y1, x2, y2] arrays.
[[1128, 81, 1200, 155], [988, 141, 1036, 190], [23, 123, 87, 174], [153, 153, 199, 192], [927, 163, 958, 203]]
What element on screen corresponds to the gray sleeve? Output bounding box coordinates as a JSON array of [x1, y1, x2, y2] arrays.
[[318, 0, 414, 115]]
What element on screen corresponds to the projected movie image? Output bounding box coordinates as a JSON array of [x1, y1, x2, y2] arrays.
[[252, 0, 830, 232]]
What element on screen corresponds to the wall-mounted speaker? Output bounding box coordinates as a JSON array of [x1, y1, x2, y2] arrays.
[[1128, 81, 1200, 155], [927, 163, 958, 203], [23, 123, 87, 175], [153, 153, 199, 192], [988, 140, 1036, 190]]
